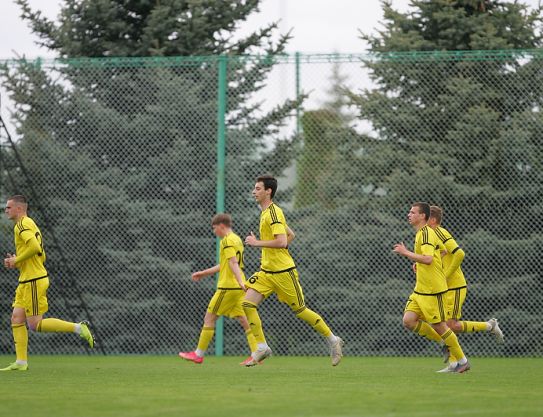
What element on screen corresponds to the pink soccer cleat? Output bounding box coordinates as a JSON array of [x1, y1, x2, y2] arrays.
[[178, 351, 204, 364]]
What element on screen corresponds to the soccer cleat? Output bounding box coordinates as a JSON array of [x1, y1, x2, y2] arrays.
[[330, 337, 344, 366], [239, 356, 262, 366], [436, 363, 456, 373], [441, 344, 450, 363], [0, 362, 28, 371], [178, 351, 204, 364], [452, 360, 471, 373], [244, 346, 272, 367], [79, 321, 95, 348], [488, 318, 504, 344]]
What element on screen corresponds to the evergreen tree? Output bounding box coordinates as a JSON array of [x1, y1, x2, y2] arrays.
[[1, 0, 300, 353]]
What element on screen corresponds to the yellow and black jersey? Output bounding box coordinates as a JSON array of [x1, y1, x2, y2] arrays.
[[13, 216, 47, 282], [434, 226, 467, 289], [413, 225, 447, 295], [218, 232, 246, 288], [259, 203, 295, 272]]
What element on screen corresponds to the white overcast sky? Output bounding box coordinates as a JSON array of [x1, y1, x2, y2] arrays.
[[1, 0, 541, 59], [0, 0, 408, 58]]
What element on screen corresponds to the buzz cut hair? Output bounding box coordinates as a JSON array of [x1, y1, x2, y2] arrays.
[[8, 195, 28, 205], [412, 202, 430, 221], [430, 205, 443, 225], [211, 213, 232, 227], [257, 175, 278, 198]]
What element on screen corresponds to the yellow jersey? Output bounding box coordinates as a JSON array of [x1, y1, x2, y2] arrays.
[[218, 232, 246, 288], [14, 216, 48, 282], [414, 225, 447, 295], [434, 226, 467, 289], [259, 203, 295, 272]]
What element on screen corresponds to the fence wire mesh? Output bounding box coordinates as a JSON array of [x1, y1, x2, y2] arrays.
[[0, 51, 541, 357]]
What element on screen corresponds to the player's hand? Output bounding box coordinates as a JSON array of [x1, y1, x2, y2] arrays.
[[392, 242, 408, 256], [4, 254, 16, 269], [245, 232, 258, 247], [412, 263, 417, 273], [191, 272, 203, 282], [240, 283, 247, 292]]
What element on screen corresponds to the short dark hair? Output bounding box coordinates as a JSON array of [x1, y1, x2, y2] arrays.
[[257, 175, 277, 198], [412, 202, 430, 221], [430, 205, 443, 225], [211, 213, 232, 227], [8, 195, 27, 205]]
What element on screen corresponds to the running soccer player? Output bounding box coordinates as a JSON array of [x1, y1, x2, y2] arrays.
[[428, 205, 503, 369], [179, 213, 257, 365], [242, 175, 343, 367], [393, 202, 470, 373], [2, 195, 94, 371]]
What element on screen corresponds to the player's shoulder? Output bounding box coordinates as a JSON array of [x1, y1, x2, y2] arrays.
[[223, 232, 242, 247], [16, 216, 36, 233], [418, 225, 438, 242], [435, 226, 454, 242], [267, 202, 285, 221]]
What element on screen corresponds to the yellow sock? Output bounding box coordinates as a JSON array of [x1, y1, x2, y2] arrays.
[[440, 329, 465, 362], [196, 326, 214, 352], [414, 320, 443, 343], [12, 323, 28, 362], [37, 318, 76, 333], [245, 328, 257, 353], [242, 301, 266, 344], [460, 321, 489, 333], [295, 307, 332, 337]]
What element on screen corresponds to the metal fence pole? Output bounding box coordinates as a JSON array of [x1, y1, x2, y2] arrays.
[[214, 55, 228, 356]]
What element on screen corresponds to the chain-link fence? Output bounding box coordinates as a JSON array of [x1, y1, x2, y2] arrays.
[[0, 51, 541, 357]]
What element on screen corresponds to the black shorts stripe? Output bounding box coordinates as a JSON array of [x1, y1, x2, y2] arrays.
[[212, 290, 227, 315], [31, 281, 38, 316], [453, 288, 461, 319], [260, 267, 296, 274], [288, 270, 304, 308], [436, 293, 446, 322]]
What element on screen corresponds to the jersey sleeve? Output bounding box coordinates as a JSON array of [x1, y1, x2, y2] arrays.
[[436, 227, 460, 254], [222, 236, 237, 260], [17, 218, 36, 243], [419, 227, 436, 256], [269, 209, 287, 236]]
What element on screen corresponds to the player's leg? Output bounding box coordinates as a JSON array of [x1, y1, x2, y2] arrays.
[[236, 315, 258, 366], [28, 279, 94, 347], [242, 281, 271, 366], [451, 288, 504, 342], [0, 307, 29, 371], [179, 312, 217, 364], [403, 295, 442, 343], [279, 269, 343, 366]]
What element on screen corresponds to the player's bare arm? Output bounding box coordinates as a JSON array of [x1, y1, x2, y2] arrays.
[[393, 242, 432, 265], [245, 231, 287, 248], [228, 257, 247, 291], [191, 264, 220, 281]]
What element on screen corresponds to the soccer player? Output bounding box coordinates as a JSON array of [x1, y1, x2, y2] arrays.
[[241, 175, 343, 367], [2, 195, 94, 371], [428, 205, 503, 367], [179, 213, 257, 365], [393, 202, 470, 373]]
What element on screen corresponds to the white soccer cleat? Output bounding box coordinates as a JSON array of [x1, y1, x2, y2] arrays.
[[245, 346, 272, 367], [436, 363, 456, 373], [330, 337, 344, 366], [488, 318, 504, 344]]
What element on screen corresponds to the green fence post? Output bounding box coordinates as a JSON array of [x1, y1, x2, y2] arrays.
[[215, 55, 228, 357], [295, 52, 301, 135]]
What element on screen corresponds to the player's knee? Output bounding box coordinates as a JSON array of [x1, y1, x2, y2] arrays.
[[402, 316, 416, 330], [27, 320, 40, 331], [447, 320, 462, 333]]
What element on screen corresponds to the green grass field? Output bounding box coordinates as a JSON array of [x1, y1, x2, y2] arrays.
[[1, 355, 541, 417]]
